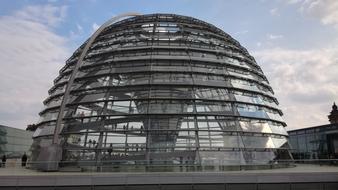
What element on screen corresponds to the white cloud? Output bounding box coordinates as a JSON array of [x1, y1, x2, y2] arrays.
[[69, 23, 84, 39], [235, 30, 249, 35], [287, 0, 303, 4], [0, 5, 69, 129], [270, 8, 280, 16], [290, 0, 338, 29], [253, 47, 338, 129], [267, 34, 283, 40], [76, 23, 83, 32], [92, 22, 100, 33], [14, 4, 67, 27]]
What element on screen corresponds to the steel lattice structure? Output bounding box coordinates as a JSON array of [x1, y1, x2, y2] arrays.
[[31, 14, 292, 170]]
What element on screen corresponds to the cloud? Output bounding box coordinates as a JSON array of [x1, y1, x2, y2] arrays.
[[253, 47, 338, 129], [92, 22, 100, 33], [0, 5, 69, 129], [234, 30, 249, 36], [270, 8, 280, 16], [267, 34, 283, 40], [14, 4, 67, 27], [289, 0, 338, 29], [69, 23, 84, 40], [76, 23, 83, 32], [287, 0, 303, 4]]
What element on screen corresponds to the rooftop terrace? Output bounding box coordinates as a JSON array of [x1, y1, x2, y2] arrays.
[[0, 164, 337, 189]]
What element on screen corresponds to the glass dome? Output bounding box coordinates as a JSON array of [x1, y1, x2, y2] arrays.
[[30, 14, 292, 171]]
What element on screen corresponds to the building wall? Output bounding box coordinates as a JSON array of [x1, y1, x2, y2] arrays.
[[0, 125, 33, 158], [288, 124, 338, 159]]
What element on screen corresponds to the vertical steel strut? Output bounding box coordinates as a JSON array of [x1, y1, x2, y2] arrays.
[[53, 13, 141, 144]]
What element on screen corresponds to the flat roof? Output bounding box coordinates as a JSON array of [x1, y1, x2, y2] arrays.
[[0, 164, 337, 186], [287, 123, 338, 133], [0, 124, 33, 133]]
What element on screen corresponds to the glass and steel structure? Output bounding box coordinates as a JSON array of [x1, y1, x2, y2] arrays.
[[31, 14, 292, 170], [0, 125, 33, 158], [289, 124, 338, 160]]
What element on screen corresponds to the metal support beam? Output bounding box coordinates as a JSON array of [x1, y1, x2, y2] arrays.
[[41, 13, 141, 171]]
